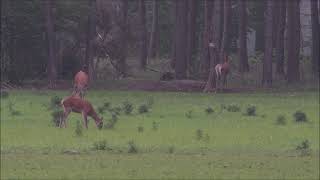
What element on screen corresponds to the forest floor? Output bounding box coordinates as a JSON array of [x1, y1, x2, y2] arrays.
[[1, 90, 319, 179]]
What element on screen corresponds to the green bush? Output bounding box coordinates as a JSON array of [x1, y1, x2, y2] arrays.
[[137, 126, 144, 133], [245, 105, 256, 116], [128, 141, 138, 153], [205, 107, 214, 114], [51, 109, 63, 127], [138, 104, 149, 114], [122, 100, 134, 115], [185, 110, 193, 119], [196, 129, 203, 140], [276, 115, 286, 125], [296, 140, 311, 156], [226, 104, 241, 112], [50, 96, 62, 109], [93, 140, 108, 150], [293, 111, 308, 122]]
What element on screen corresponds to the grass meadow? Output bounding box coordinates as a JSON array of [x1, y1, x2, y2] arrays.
[[1, 90, 319, 179]]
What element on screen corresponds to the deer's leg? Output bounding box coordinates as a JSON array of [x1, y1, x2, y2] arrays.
[[61, 108, 71, 128], [82, 111, 88, 129]]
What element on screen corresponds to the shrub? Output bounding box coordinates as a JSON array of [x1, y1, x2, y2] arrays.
[[50, 96, 62, 109], [104, 113, 118, 129], [226, 104, 241, 112], [1, 90, 9, 99], [51, 109, 63, 127], [168, 146, 175, 154], [196, 129, 203, 140], [137, 126, 144, 133], [128, 141, 138, 153], [296, 140, 311, 156], [152, 121, 159, 131], [97, 106, 106, 114], [276, 115, 286, 125], [205, 107, 214, 114], [109, 107, 122, 116], [122, 100, 134, 115], [245, 105, 256, 116], [185, 110, 193, 119], [138, 104, 149, 114], [293, 110, 308, 122], [103, 102, 111, 109], [75, 120, 83, 137], [93, 140, 107, 150]]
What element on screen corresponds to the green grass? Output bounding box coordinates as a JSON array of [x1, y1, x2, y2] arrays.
[[1, 90, 319, 179]]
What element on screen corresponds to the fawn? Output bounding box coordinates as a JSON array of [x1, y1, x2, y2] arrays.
[[60, 95, 103, 129], [215, 54, 230, 90]]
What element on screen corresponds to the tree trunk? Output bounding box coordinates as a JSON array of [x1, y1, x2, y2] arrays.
[[175, 0, 188, 79], [262, 0, 274, 87], [311, 0, 319, 76], [200, 0, 213, 79], [138, 0, 147, 70], [170, 1, 177, 69], [118, 0, 129, 77], [45, 0, 56, 88], [238, 0, 249, 72], [148, 0, 159, 62], [186, 0, 197, 77], [220, 0, 231, 62], [286, 0, 300, 83], [85, 0, 97, 81], [275, 0, 286, 75]]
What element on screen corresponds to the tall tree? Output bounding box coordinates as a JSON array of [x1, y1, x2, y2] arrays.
[[286, 0, 300, 83], [85, 0, 97, 80], [238, 0, 249, 72], [174, 0, 188, 79], [262, 0, 274, 86], [310, 0, 319, 76], [138, 0, 147, 70], [45, 0, 57, 88], [275, 0, 286, 75], [118, 0, 129, 77], [186, 0, 197, 77], [220, 0, 231, 62], [148, 0, 159, 62]]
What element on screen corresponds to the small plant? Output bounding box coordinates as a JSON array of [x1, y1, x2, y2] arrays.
[[1, 90, 9, 99], [109, 107, 122, 116], [51, 109, 63, 127], [104, 113, 118, 129], [204, 133, 210, 142], [196, 129, 203, 140], [152, 121, 159, 131], [205, 107, 214, 114], [245, 105, 256, 116], [50, 96, 62, 109], [276, 115, 286, 125], [137, 126, 144, 133], [296, 140, 311, 156], [226, 104, 241, 112], [93, 140, 107, 150], [293, 110, 308, 122], [168, 146, 175, 154], [75, 120, 83, 137], [122, 100, 134, 115], [128, 141, 138, 153], [138, 104, 149, 114], [185, 110, 193, 119], [103, 102, 111, 109]]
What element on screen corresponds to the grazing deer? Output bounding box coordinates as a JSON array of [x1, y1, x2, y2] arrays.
[[215, 54, 230, 90], [73, 67, 89, 98], [60, 96, 103, 129]]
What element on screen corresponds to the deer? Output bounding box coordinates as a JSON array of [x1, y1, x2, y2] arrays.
[[60, 95, 103, 129], [215, 54, 230, 91], [73, 66, 89, 98]]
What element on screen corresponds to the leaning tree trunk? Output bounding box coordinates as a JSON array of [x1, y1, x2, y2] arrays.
[[85, 0, 97, 81], [220, 0, 231, 62], [262, 0, 274, 87], [186, 0, 197, 77], [138, 0, 147, 70], [286, 0, 300, 83], [45, 0, 57, 88], [275, 0, 286, 75], [148, 0, 159, 63], [310, 0, 319, 76], [238, 0, 249, 72], [174, 0, 188, 79]]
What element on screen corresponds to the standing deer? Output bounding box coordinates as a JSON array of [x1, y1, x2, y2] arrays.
[[215, 54, 230, 91], [60, 95, 103, 129], [73, 67, 89, 98]]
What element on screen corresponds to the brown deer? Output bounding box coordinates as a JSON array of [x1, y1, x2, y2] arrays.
[[60, 95, 103, 129], [73, 66, 89, 98], [215, 54, 230, 90]]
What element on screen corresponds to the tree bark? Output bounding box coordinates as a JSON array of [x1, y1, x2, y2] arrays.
[[262, 0, 274, 87], [275, 0, 286, 75], [85, 0, 97, 81], [311, 0, 319, 76], [238, 0, 249, 72], [220, 0, 231, 62], [45, 0, 57, 88], [170, 1, 177, 69], [186, 0, 197, 77], [175, 0, 188, 79], [148, 0, 159, 62], [286, 0, 300, 83], [118, 0, 129, 77], [138, 0, 147, 70]]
